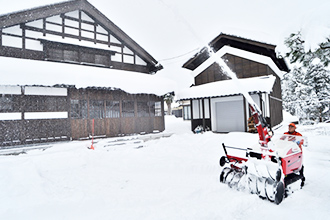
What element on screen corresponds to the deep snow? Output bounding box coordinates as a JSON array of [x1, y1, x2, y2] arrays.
[[0, 115, 330, 220]]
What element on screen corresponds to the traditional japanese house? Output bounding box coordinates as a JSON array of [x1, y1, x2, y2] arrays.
[[178, 33, 290, 133], [0, 0, 171, 146]]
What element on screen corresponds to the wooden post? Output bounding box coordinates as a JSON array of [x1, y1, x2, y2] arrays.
[[0, 29, 2, 47], [78, 10, 82, 41], [202, 99, 206, 131], [90, 118, 95, 150], [62, 14, 65, 39]]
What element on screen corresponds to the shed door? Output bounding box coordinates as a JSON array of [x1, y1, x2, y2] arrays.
[[215, 100, 245, 132]]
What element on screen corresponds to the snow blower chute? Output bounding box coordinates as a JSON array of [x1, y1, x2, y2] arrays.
[[219, 104, 306, 204]]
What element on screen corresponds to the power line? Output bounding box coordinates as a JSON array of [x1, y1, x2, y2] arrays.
[[158, 47, 200, 62]]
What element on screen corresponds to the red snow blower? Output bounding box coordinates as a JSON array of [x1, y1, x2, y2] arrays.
[[219, 104, 306, 204]]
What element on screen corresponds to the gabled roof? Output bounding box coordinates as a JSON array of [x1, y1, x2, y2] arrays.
[[182, 33, 289, 73], [0, 0, 162, 73], [190, 45, 285, 79]]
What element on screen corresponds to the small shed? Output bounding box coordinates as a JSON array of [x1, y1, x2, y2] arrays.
[[178, 75, 276, 132], [179, 33, 289, 133]]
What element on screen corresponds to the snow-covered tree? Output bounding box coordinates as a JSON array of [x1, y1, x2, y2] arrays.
[[282, 67, 301, 116], [304, 64, 330, 121], [164, 92, 174, 115], [283, 32, 330, 122]]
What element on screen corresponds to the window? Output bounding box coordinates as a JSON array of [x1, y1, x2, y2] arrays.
[[148, 101, 161, 117], [43, 41, 114, 67], [183, 105, 191, 120], [122, 100, 135, 117], [137, 101, 149, 117], [192, 100, 201, 119], [204, 99, 210, 119], [89, 100, 104, 119], [149, 101, 155, 117], [192, 99, 209, 119], [70, 100, 88, 119], [106, 101, 120, 118], [155, 101, 162, 116]]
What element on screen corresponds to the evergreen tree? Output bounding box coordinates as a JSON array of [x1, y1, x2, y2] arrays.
[[283, 32, 330, 122], [282, 67, 300, 116]]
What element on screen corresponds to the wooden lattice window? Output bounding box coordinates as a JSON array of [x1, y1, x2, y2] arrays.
[[137, 101, 149, 117], [149, 101, 155, 117], [155, 102, 162, 117], [122, 100, 135, 117], [106, 101, 120, 118], [89, 100, 104, 119], [70, 100, 88, 119]]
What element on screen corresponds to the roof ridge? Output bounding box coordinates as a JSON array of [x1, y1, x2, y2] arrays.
[[0, 0, 75, 19]]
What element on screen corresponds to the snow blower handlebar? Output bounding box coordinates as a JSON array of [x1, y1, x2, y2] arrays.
[[220, 143, 248, 167], [249, 104, 273, 147]]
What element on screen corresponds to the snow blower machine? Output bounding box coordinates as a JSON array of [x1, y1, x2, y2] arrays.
[[219, 104, 306, 204]]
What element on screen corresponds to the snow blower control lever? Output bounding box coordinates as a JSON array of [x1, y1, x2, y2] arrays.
[[249, 103, 273, 147]]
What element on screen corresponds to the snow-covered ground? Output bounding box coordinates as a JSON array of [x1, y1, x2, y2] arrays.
[[0, 115, 329, 220]]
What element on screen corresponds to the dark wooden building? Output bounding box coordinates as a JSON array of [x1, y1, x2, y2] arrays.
[[179, 33, 289, 133], [0, 0, 162, 73], [0, 85, 164, 146], [0, 0, 167, 146]]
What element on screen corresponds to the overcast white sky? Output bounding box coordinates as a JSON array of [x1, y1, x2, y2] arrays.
[[1, 0, 330, 88]]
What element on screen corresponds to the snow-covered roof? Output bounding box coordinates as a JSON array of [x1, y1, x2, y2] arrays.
[[177, 75, 276, 100], [190, 46, 286, 80], [0, 56, 175, 96], [0, 0, 161, 71], [0, 0, 69, 17]]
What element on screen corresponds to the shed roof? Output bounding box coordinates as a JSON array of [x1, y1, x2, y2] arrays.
[[177, 75, 276, 100]]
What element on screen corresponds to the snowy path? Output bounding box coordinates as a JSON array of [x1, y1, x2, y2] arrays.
[[0, 116, 329, 219]]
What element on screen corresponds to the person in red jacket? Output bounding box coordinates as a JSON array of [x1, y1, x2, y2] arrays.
[[284, 123, 302, 136], [283, 123, 303, 150]]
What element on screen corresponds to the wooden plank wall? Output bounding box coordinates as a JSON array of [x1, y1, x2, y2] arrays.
[[69, 88, 165, 140], [195, 54, 271, 86], [269, 75, 283, 127]]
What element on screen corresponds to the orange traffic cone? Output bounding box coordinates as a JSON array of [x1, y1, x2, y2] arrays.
[[90, 119, 95, 150]]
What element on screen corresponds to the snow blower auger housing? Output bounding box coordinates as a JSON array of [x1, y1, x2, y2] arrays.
[[219, 104, 306, 204]]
